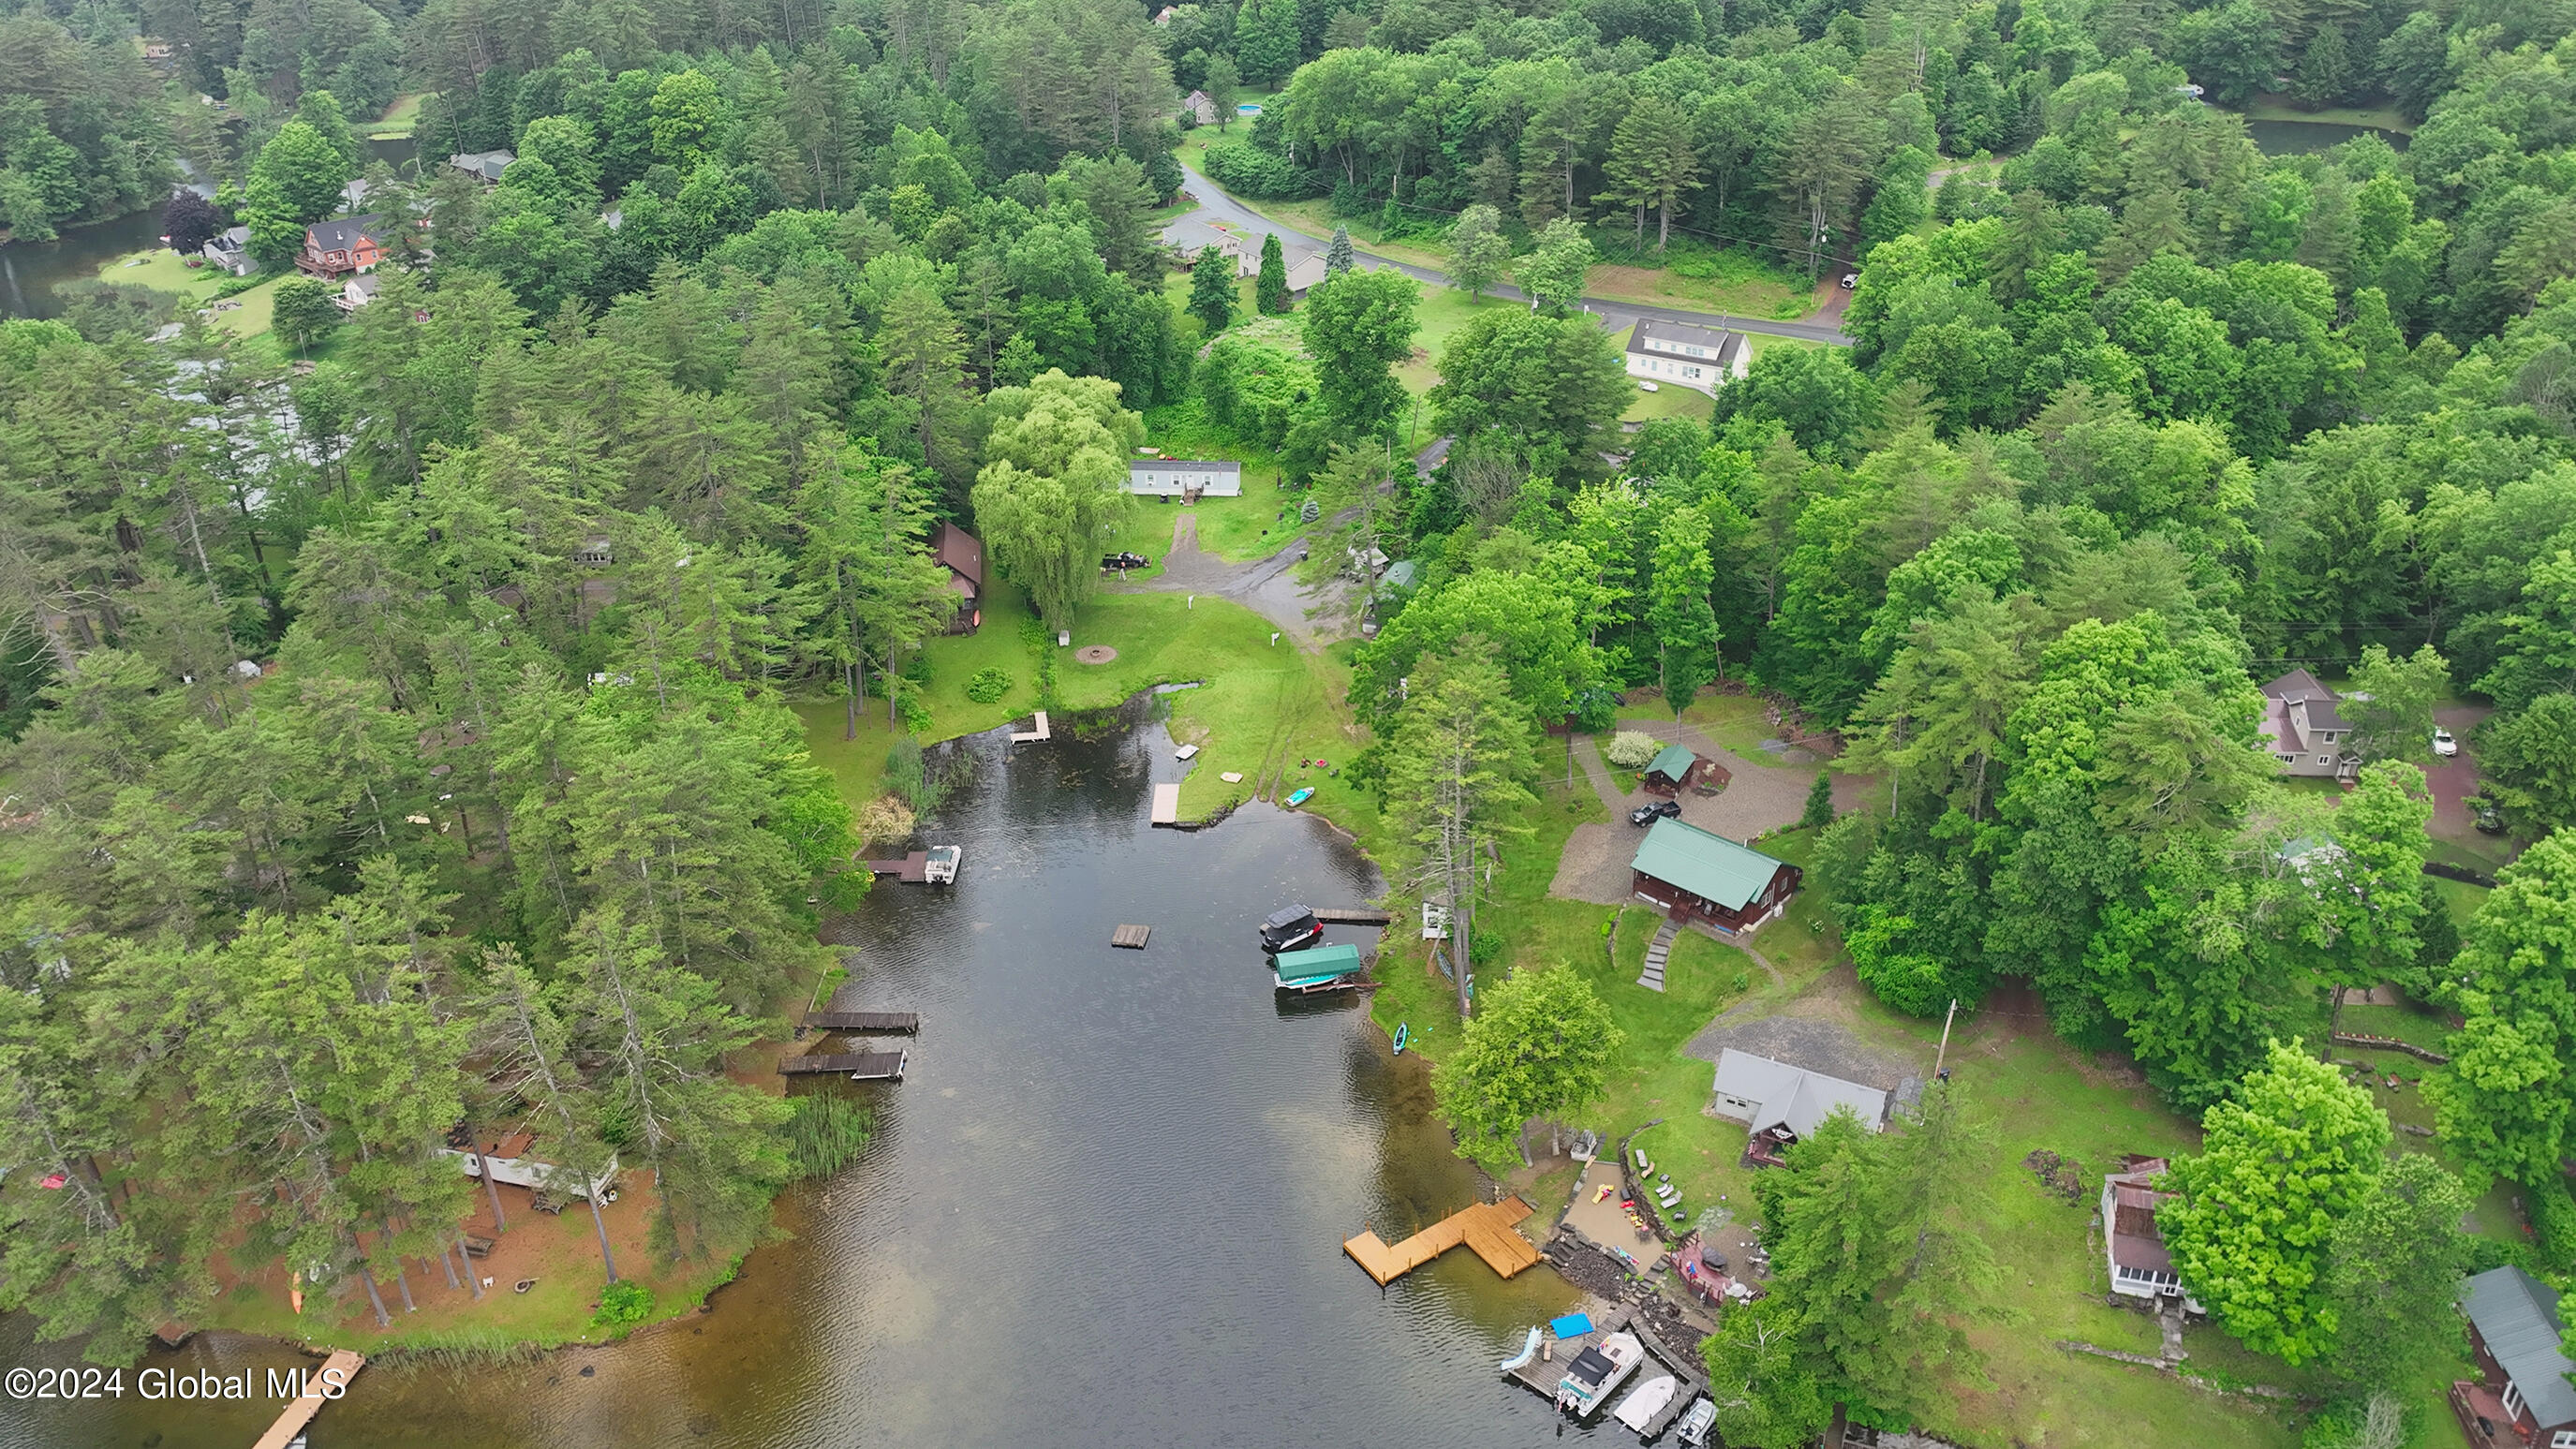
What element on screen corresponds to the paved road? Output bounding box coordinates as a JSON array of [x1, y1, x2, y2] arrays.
[[1165, 159, 1852, 347]]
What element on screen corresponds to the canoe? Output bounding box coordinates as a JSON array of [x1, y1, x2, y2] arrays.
[[1284, 787, 1314, 806], [1613, 1374, 1679, 1432], [1499, 1326, 1541, 1372], [1392, 1023, 1410, 1056]]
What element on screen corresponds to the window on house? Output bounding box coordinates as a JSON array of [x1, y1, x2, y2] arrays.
[[2550, 1431, 2574, 1449], [2317, 755, 2332, 764], [1684, 367, 1703, 378], [2276, 754, 2295, 763], [2505, 1381, 2525, 1419]]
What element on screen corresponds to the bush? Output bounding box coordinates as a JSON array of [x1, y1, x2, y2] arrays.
[[965, 666, 1014, 703], [786, 1092, 874, 1178], [589, 1280, 653, 1331], [1604, 731, 1661, 768], [855, 794, 915, 849], [2528, 1177, 2576, 1273], [1203, 142, 1315, 200]]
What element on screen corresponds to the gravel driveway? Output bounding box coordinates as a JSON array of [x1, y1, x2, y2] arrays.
[[1548, 730, 1820, 906]]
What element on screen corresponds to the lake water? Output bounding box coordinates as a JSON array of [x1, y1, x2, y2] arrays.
[[2245, 117, 2411, 155], [0, 137, 416, 321], [1, 713, 1591, 1448]]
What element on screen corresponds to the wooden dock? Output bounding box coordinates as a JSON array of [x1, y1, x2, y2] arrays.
[[865, 851, 929, 882], [1344, 1196, 1541, 1285], [1111, 924, 1151, 949], [803, 1011, 918, 1033], [1009, 709, 1051, 744], [1150, 782, 1180, 825], [779, 1050, 909, 1079], [1313, 907, 1394, 925], [250, 1349, 364, 1449]]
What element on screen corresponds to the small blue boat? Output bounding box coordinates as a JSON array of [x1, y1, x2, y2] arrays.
[[1284, 787, 1314, 807], [1392, 1023, 1410, 1056], [1499, 1326, 1541, 1372]]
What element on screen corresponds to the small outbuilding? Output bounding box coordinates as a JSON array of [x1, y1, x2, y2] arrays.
[[1638, 743, 1727, 796], [933, 521, 985, 633], [447, 149, 515, 184], [1629, 818, 1799, 935], [2101, 1157, 2203, 1314]]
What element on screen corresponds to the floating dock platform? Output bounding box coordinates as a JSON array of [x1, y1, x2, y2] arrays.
[[779, 1050, 909, 1079], [1009, 710, 1052, 744], [803, 1011, 918, 1033], [864, 847, 958, 884], [1313, 907, 1394, 925], [1111, 924, 1151, 949], [251, 1350, 365, 1449], [1344, 1196, 1541, 1285], [1150, 782, 1180, 825]]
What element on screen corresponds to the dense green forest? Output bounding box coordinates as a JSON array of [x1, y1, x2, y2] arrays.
[[7, 0, 2576, 1434]]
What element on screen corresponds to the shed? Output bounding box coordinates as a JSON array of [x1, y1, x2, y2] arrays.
[[1638, 743, 1725, 796], [1630, 818, 1799, 934]]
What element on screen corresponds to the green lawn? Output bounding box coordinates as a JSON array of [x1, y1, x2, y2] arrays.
[[1656, 692, 1802, 767], [792, 572, 1365, 824], [2239, 92, 2416, 133], [95, 245, 230, 303], [361, 93, 426, 140]]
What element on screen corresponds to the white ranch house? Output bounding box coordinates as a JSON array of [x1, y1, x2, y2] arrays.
[[1128, 459, 1242, 498]]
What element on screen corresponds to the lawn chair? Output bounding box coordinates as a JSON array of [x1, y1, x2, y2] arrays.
[[1634, 1146, 1654, 1175], [1656, 1184, 1681, 1208]]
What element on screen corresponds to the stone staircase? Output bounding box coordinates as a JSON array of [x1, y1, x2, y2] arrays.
[[1638, 919, 1679, 992]]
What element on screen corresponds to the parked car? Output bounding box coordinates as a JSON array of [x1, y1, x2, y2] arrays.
[[1630, 799, 1681, 826], [1101, 551, 1150, 569], [1840, 272, 1859, 288], [2432, 726, 2459, 757], [2472, 797, 2506, 835]]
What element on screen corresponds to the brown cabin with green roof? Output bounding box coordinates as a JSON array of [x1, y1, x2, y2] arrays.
[[1639, 743, 1728, 797], [1630, 817, 1799, 934]]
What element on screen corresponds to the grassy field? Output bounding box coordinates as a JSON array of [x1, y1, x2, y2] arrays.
[[2239, 92, 2416, 132], [362, 93, 426, 140], [89, 245, 281, 341], [792, 572, 1365, 823]]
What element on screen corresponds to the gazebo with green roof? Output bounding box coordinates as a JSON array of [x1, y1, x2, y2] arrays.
[[1629, 818, 1800, 934]]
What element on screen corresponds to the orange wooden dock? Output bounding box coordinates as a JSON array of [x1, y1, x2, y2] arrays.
[[250, 1349, 364, 1449], [1343, 1196, 1542, 1285]]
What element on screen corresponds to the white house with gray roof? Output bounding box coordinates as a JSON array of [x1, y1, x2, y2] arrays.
[[1625, 318, 1749, 395], [1128, 459, 1241, 498], [1710, 1048, 1887, 1140]]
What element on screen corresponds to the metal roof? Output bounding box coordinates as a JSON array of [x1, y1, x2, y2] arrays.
[[1629, 818, 1786, 911], [2463, 1266, 2576, 1427], [1645, 744, 1697, 781], [1711, 1049, 1887, 1137], [1275, 941, 1363, 985]]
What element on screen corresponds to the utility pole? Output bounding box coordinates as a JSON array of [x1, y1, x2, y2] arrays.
[[1933, 998, 1958, 1081]]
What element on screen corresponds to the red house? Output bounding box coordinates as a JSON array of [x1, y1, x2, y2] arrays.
[[297, 214, 386, 278], [933, 522, 984, 634], [1629, 818, 1799, 935], [2454, 1266, 2576, 1449]]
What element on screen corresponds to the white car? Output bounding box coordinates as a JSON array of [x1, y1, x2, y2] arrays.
[[1840, 272, 1859, 288], [2433, 727, 2459, 757]]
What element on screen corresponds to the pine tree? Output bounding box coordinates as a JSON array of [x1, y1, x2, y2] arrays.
[[1256, 230, 1290, 314], [1325, 224, 1355, 277], [1595, 96, 1703, 251], [1188, 242, 1238, 334]]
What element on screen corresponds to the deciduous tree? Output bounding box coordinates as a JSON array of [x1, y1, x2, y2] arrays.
[[1430, 961, 1619, 1155], [2161, 1040, 2390, 1364]]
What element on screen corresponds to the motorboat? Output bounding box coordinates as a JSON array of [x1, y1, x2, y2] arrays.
[[1613, 1374, 1679, 1433], [1284, 786, 1314, 807], [1259, 904, 1323, 952], [1555, 1331, 1644, 1417], [1676, 1395, 1716, 1446], [1499, 1326, 1541, 1372]]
